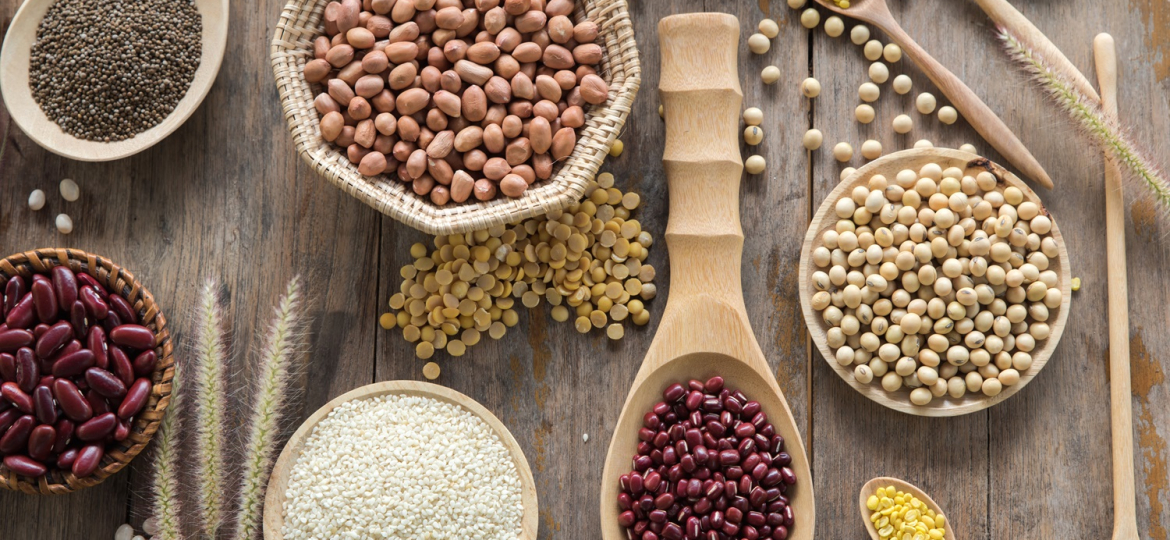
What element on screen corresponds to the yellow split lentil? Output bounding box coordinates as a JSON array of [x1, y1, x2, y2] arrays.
[[867, 486, 947, 540]]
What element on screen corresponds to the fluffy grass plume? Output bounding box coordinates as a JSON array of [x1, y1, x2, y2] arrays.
[[193, 279, 229, 537], [999, 27, 1170, 214], [149, 351, 183, 540], [231, 277, 307, 540]]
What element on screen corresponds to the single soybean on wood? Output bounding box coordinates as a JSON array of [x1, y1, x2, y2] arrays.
[[0, 0, 229, 161], [812, 0, 1054, 189], [1093, 32, 1140, 540], [799, 148, 1072, 417], [600, 13, 815, 540], [263, 380, 538, 540], [858, 477, 956, 540]]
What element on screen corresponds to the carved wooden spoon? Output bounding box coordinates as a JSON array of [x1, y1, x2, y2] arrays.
[[859, 477, 956, 540]]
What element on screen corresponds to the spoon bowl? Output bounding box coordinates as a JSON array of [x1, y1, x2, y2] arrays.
[[0, 0, 228, 161], [859, 477, 956, 540], [263, 380, 538, 540]]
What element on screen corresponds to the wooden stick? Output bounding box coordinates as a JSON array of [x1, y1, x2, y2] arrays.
[[973, 0, 1100, 103], [1093, 32, 1140, 540]]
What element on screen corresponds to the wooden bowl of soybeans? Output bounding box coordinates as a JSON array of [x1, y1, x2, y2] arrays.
[[799, 148, 1071, 417]]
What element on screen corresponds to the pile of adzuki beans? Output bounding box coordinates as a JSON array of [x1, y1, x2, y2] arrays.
[[0, 267, 157, 479], [618, 377, 797, 540], [305, 0, 606, 204]]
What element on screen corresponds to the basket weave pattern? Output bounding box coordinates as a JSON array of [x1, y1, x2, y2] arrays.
[[271, 0, 641, 235], [0, 248, 176, 495]]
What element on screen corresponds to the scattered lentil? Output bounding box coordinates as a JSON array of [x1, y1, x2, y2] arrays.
[[422, 362, 441, 380]]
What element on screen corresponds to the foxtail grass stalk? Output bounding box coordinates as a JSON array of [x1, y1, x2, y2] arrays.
[[149, 356, 183, 540], [231, 277, 306, 540], [999, 27, 1170, 214], [193, 280, 228, 537]]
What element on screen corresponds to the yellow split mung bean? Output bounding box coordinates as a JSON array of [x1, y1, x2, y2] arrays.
[[866, 486, 947, 540]]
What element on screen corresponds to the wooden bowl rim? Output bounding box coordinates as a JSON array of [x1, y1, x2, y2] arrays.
[[263, 380, 539, 540], [0, 0, 228, 162], [0, 248, 176, 494], [858, 476, 956, 540], [799, 148, 1072, 417]]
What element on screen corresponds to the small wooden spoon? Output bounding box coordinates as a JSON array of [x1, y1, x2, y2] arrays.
[[0, 0, 228, 162], [858, 477, 956, 540], [812, 0, 1054, 190], [600, 13, 814, 540], [263, 381, 538, 540]]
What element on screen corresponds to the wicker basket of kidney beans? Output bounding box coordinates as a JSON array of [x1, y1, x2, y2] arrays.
[[0, 249, 174, 494], [617, 377, 797, 540]]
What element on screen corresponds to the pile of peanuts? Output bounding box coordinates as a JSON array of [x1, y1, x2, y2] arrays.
[[382, 172, 656, 367], [305, 0, 607, 204], [809, 163, 1063, 406]]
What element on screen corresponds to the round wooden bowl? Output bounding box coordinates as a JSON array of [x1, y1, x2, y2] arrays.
[[0, 248, 176, 494], [0, 0, 228, 161], [263, 380, 538, 540], [799, 149, 1071, 417]]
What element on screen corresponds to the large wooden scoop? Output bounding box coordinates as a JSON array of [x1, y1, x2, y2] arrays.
[[599, 13, 814, 540]]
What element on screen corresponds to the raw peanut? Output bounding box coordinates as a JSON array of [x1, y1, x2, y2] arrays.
[[512, 42, 542, 63], [371, 0, 392, 13], [511, 72, 535, 100], [432, 90, 461, 117], [531, 28, 551, 50], [501, 115, 523, 138], [328, 79, 356, 106], [391, 0, 416, 22], [427, 130, 455, 158], [336, 60, 365, 86], [361, 50, 389, 73], [440, 70, 462, 93], [494, 54, 520, 79], [511, 164, 535, 184], [454, 126, 484, 151], [574, 20, 599, 43], [579, 73, 607, 104], [358, 151, 388, 175], [505, 137, 533, 165], [463, 149, 487, 170], [415, 0, 437, 9], [417, 127, 435, 149], [553, 69, 577, 89], [455, 8, 479, 37], [533, 152, 553, 179], [484, 104, 507, 125], [500, 174, 528, 197], [510, 100, 535, 119], [385, 41, 420, 63], [374, 112, 397, 136], [319, 111, 343, 142], [461, 85, 487, 121], [339, 0, 362, 32], [326, 44, 355, 67], [366, 14, 392, 37], [304, 59, 332, 83], [504, 0, 529, 15], [412, 174, 436, 195], [392, 140, 415, 162], [542, 44, 575, 70], [560, 105, 584, 128], [435, 6, 463, 29], [483, 6, 507, 34], [466, 42, 501, 64], [388, 21, 420, 43], [454, 59, 492, 85], [532, 99, 558, 121], [474, 179, 497, 200], [355, 119, 377, 147], [515, 11, 547, 33], [575, 64, 597, 80], [371, 89, 396, 112], [429, 185, 451, 205], [483, 157, 512, 180], [427, 157, 454, 184], [425, 108, 448, 131], [443, 39, 468, 62], [373, 134, 395, 154], [396, 88, 431, 115], [407, 149, 428, 178], [544, 0, 573, 16], [573, 43, 603, 65], [450, 170, 475, 202], [483, 124, 506, 153], [548, 15, 573, 43], [348, 96, 372, 119], [535, 74, 562, 101], [529, 116, 552, 154], [347, 27, 376, 48], [397, 116, 421, 141], [388, 63, 418, 90], [484, 76, 512, 103], [551, 126, 576, 160], [355, 74, 385, 98], [348, 144, 370, 164], [420, 65, 442, 92], [314, 35, 332, 59], [475, 0, 499, 9]]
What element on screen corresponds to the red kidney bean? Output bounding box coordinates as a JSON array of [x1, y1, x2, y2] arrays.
[[53, 419, 74, 453], [69, 301, 88, 340], [0, 408, 21, 432], [85, 368, 126, 399], [77, 412, 116, 441], [75, 273, 107, 297], [27, 424, 56, 461], [0, 329, 34, 353], [52, 379, 92, 422], [34, 323, 50, 340], [52, 349, 95, 378], [4, 454, 47, 478], [101, 311, 123, 333], [31, 275, 59, 323], [51, 266, 79, 310], [113, 418, 130, 442], [118, 378, 151, 419], [109, 346, 134, 387], [2, 382, 34, 413], [80, 287, 109, 321], [72, 443, 103, 478], [4, 276, 25, 315], [56, 448, 78, 469], [110, 324, 154, 350], [33, 385, 57, 424], [0, 353, 14, 382], [107, 295, 137, 325], [15, 347, 38, 393], [0, 414, 35, 452], [88, 326, 108, 370], [85, 390, 110, 416], [36, 321, 73, 359]]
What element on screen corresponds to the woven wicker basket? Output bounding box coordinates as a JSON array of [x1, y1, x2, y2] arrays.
[[271, 0, 641, 236], [0, 248, 176, 495]]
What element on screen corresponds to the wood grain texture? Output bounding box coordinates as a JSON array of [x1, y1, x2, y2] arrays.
[[1, 0, 1168, 538]]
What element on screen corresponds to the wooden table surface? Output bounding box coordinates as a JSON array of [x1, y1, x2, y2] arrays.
[[2, 0, 1169, 538]]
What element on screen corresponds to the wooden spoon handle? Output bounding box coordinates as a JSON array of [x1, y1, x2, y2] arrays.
[[657, 14, 746, 310], [875, 22, 1055, 189], [1094, 32, 1140, 539]]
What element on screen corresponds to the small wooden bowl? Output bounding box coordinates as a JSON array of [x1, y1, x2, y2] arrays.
[[0, 0, 228, 161], [0, 248, 176, 494], [799, 149, 1071, 417], [263, 380, 538, 540]]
